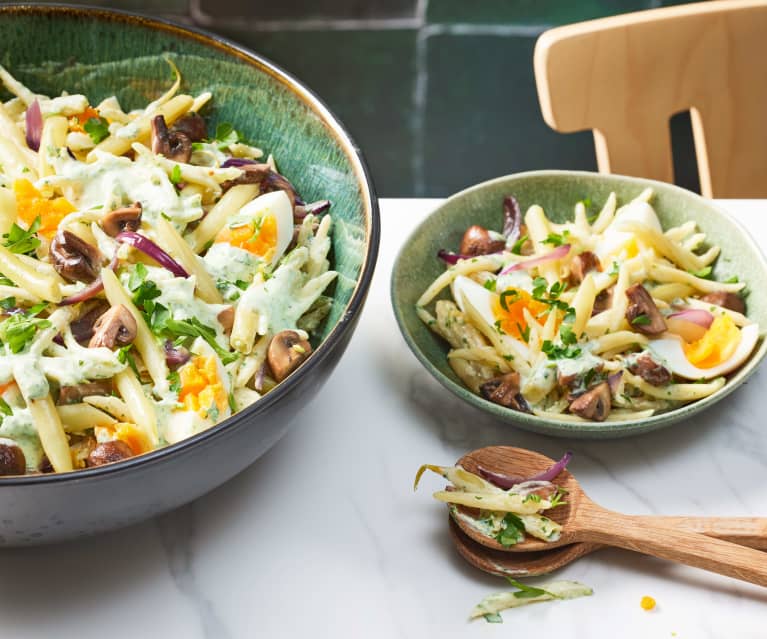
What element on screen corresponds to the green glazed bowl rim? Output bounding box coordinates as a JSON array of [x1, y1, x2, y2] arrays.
[[0, 3, 380, 484], [391, 170, 767, 438]]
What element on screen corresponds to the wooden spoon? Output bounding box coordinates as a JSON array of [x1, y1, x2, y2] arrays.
[[450, 446, 767, 586]]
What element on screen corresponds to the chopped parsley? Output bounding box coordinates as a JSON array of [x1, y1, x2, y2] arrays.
[[510, 234, 529, 255], [83, 116, 110, 144], [0, 297, 16, 311], [689, 266, 712, 279], [0, 396, 11, 418], [213, 122, 240, 149], [117, 344, 140, 376], [542, 230, 570, 247], [542, 339, 581, 360], [170, 164, 182, 185], [168, 370, 182, 394], [608, 261, 620, 277], [495, 512, 526, 547], [0, 274, 13, 286], [630, 314, 651, 326], [162, 317, 239, 365], [506, 578, 553, 600], [723, 275, 739, 284], [499, 289, 519, 312], [483, 279, 497, 292], [3, 216, 41, 255], [517, 322, 530, 343], [0, 304, 51, 354]]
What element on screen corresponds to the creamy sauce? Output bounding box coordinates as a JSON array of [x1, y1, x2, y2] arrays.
[[0, 410, 44, 470]]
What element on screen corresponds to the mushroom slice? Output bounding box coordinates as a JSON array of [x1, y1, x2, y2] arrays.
[[700, 291, 746, 314], [221, 162, 300, 208], [58, 380, 114, 404], [217, 306, 235, 335], [89, 304, 138, 349], [568, 382, 611, 421], [50, 230, 103, 283], [460, 225, 505, 257], [87, 440, 134, 467], [170, 113, 207, 142], [0, 438, 26, 476], [627, 352, 671, 386], [102, 202, 142, 237], [151, 114, 192, 163], [625, 283, 667, 335], [592, 286, 613, 316], [570, 251, 601, 285], [267, 330, 312, 382], [479, 372, 531, 412]]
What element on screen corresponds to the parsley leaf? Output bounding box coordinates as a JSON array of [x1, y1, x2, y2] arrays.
[[542, 230, 570, 247], [630, 314, 651, 326], [495, 513, 526, 547], [483, 279, 496, 292], [168, 370, 182, 395], [83, 116, 110, 144], [170, 164, 182, 185], [516, 322, 531, 343], [0, 307, 51, 353], [510, 234, 529, 255], [723, 275, 739, 284], [162, 317, 239, 365], [214, 122, 240, 149], [542, 339, 582, 360], [0, 396, 11, 417], [3, 216, 41, 255], [0, 274, 13, 286], [608, 261, 620, 277], [505, 578, 553, 600], [499, 289, 519, 312], [117, 344, 140, 376], [0, 297, 16, 311], [689, 266, 712, 279]]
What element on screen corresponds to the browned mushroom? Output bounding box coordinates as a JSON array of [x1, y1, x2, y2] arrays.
[[151, 114, 192, 163], [0, 439, 26, 476], [700, 291, 746, 314], [70, 434, 97, 469], [50, 230, 103, 283], [102, 202, 142, 237], [267, 330, 312, 382], [628, 353, 671, 386], [87, 440, 134, 467], [221, 163, 300, 208], [568, 382, 611, 421], [89, 304, 137, 349], [217, 306, 235, 335], [625, 283, 667, 335], [70, 299, 110, 343], [569, 251, 601, 285], [479, 372, 531, 412], [592, 287, 613, 315], [170, 113, 207, 142], [557, 363, 603, 390], [459, 225, 505, 257], [58, 379, 114, 405]]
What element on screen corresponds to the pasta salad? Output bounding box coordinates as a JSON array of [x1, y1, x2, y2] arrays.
[[417, 190, 759, 422], [0, 62, 337, 475]]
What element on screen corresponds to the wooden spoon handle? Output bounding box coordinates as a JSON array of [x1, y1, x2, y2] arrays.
[[648, 516, 767, 550], [580, 506, 767, 587]]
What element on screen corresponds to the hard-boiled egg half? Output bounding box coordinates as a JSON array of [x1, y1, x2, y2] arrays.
[[451, 275, 550, 355], [595, 200, 661, 263], [164, 338, 232, 444], [203, 190, 294, 285], [648, 315, 760, 379]]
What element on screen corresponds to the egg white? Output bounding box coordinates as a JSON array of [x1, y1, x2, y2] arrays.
[[451, 276, 531, 359], [595, 200, 662, 262], [648, 323, 760, 380], [235, 190, 294, 266]]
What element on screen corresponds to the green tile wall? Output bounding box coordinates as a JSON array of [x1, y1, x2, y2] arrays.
[[0, 0, 705, 196]]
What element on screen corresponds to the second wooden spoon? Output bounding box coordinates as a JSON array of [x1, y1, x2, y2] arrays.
[[449, 446, 767, 587]]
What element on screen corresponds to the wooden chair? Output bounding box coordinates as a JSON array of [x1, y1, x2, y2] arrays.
[[534, 0, 767, 198]]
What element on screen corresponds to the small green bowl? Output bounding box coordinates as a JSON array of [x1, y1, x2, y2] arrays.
[[391, 171, 767, 438]]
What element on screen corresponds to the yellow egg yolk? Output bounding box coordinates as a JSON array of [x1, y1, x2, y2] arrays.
[[215, 214, 278, 261], [491, 289, 549, 340], [13, 179, 75, 240], [683, 315, 741, 368], [177, 355, 228, 419]]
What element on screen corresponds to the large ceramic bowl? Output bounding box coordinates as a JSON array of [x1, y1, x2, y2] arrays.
[[0, 5, 379, 545], [392, 171, 767, 439]]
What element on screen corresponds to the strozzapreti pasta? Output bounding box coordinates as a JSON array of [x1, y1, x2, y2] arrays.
[[417, 190, 759, 422], [0, 62, 337, 474]]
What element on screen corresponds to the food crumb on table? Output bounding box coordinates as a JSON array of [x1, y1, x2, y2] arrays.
[[640, 595, 657, 611]]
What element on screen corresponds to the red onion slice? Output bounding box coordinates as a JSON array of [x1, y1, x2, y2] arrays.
[[499, 244, 570, 275], [478, 451, 573, 490], [60, 254, 119, 306], [25, 99, 43, 152], [116, 231, 188, 278], [502, 195, 522, 243], [164, 340, 191, 368], [607, 370, 623, 393], [221, 157, 255, 168], [667, 308, 714, 329]]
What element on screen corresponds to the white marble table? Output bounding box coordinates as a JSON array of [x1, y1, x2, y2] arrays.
[[2, 199, 766, 638]]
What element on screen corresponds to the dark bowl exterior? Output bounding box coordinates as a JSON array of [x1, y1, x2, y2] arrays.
[[0, 5, 379, 545]]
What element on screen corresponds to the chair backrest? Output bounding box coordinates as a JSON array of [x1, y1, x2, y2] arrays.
[[534, 0, 767, 198]]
